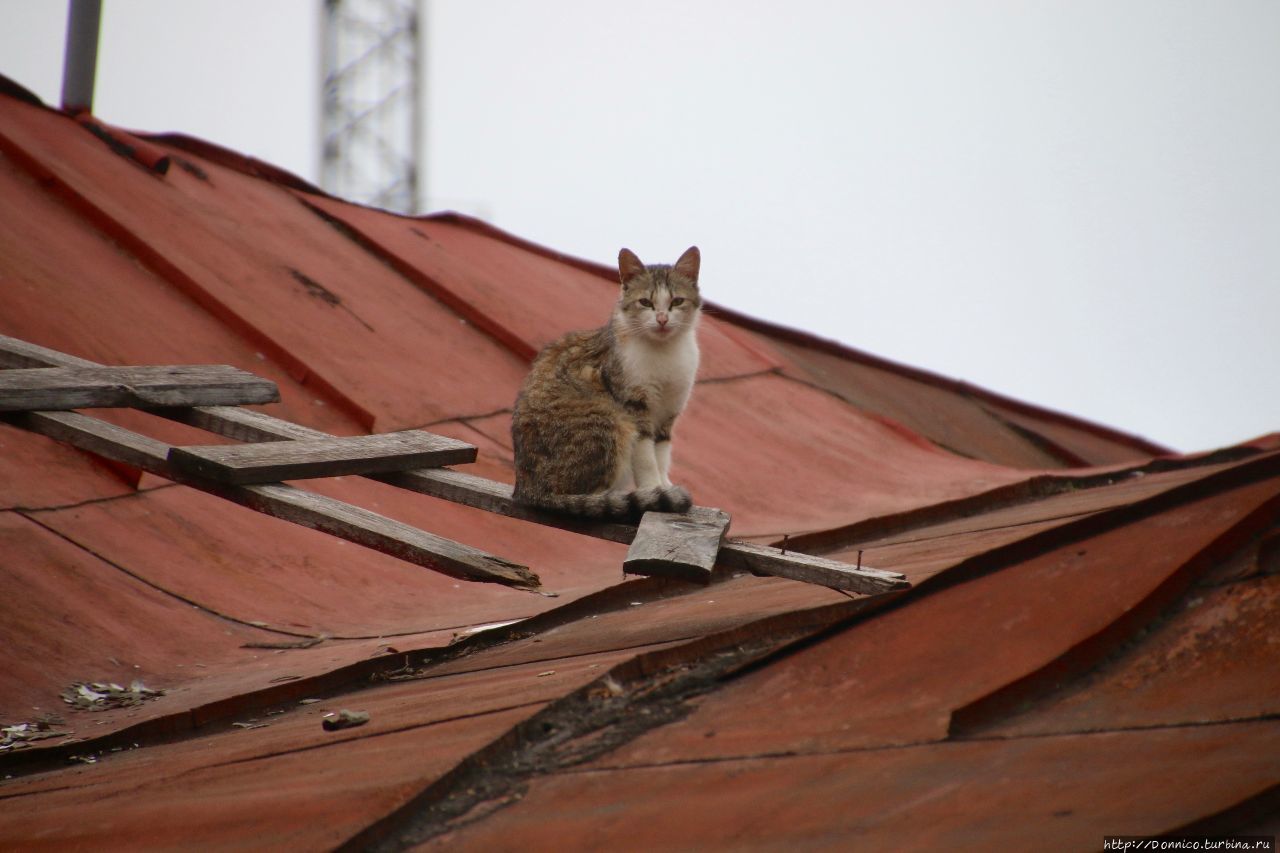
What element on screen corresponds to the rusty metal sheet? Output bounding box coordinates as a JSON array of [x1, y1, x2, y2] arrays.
[[0, 510, 263, 721], [298, 200, 782, 381], [0, 426, 133, 510], [25, 481, 621, 640], [5, 87, 1277, 851], [770, 334, 1072, 469], [978, 572, 1280, 737], [985, 399, 1170, 467], [0, 142, 368, 441], [592, 475, 1280, 766], [453, 410, 514, 454], [427, 574, 847, 681], [428, 720, 1280, 850], [0, 705, 540, 850], [0, 97, 529, 430], [676, 374, 1029, 537], [709, 303, 1171, 466], [0, 646, 664, 848], [819, 458, 1255, 580]]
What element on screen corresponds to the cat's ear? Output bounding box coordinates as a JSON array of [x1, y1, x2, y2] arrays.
[[618, 248, 646, 285], [673, 246, 700, 284]]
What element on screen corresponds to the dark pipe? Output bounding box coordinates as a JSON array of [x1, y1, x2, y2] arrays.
[[61, 0, 103, 113]]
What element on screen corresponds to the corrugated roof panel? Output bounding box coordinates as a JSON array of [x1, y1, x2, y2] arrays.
[[583, 470, 1280, 764], [422, 574, 848, 681], [986, 400, 1170, 466], [768, 333, 1072, 468], [707, 303, 1172, 467], [1, 704, 541, 850], [0, 143, 365, 443], [977, 572, 1280, 737], [0, 427, 133, 510], [298, 199, 782, 381], [0, 511, 263, 718], [26, 480, 622, 640], [0, 97, 530, 429], [675, 373, 1030, 537], [430, 721, 1280, 850], [4, 86, 1275, 848], [819, 456, 1261, 580]]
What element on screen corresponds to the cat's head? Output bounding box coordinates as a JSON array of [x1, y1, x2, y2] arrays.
[[614, 246, 702, 343]]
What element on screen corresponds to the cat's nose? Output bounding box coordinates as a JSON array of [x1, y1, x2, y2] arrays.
[[656, 312, 669, 326]]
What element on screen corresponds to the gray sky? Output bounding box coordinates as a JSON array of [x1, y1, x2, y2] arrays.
[[2, 1, 1276, 453]]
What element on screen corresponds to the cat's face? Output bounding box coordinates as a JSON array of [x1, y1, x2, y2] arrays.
[[615, 247, 702, 343]]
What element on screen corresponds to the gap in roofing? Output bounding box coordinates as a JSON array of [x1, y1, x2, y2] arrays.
[[2, 567, 848, 780], [337, 608, 858, 851], [575, 470, 1280, 771]]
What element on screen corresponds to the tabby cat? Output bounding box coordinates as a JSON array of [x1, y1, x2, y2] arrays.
[[511, 246, 702, 518]]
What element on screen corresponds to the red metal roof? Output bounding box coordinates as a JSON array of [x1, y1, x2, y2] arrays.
[[1, 80, 1276, 848]]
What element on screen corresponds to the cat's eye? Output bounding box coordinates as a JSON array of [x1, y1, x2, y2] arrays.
[[670, 298, 685, 307], [639, 299, 653, 308]]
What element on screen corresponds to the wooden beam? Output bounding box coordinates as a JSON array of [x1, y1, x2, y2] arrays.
[[0, 333, 908, 595], [4, 410, 538, 591], [165, 420, 909, 593], [168, 430, 477, 485], [0, 365, 279, 411], [714, 539, 910, 595], [624, 507, 731, 584]]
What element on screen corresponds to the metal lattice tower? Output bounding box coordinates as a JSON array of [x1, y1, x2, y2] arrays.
[[321, 0, 422, 214]]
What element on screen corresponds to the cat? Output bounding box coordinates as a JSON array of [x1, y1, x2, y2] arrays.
[[511, 246, 702, 518]]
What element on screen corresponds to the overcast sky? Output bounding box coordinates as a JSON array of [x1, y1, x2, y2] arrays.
[[2, 1, 1276, 453]]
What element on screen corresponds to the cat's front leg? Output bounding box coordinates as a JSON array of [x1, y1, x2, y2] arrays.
[[654, 440, 673, 487], [652, 424, 690, 512], [631, 436, 663, 490], [654, 419, 678, 487]]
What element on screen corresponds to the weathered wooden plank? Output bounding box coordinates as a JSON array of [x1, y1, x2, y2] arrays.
[[168, 430, 477, 484], [380, 469, 906, 593], [0, 365, 279, 411], [0, 333, 908, 595], [3, 410, 538, 590], [373, 468, 643, 544], [715, 539, 910, 595], [174, 413, 903, 593], [624, 507, 732, 584]]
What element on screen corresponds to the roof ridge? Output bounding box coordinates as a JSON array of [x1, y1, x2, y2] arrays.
[[420, 212, 1172, 459], [702, 300, 1172, 458], [66, 107, 1170, 460]]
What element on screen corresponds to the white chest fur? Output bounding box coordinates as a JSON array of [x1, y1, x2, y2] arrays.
[[617, 331, 700, 426]]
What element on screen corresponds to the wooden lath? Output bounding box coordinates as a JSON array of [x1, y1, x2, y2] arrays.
[[0, 334, 909, 596], [167, 430, 477, 485], [0, 364, 278, 411], [8, 408, 535, 589], [0, 339, 537, 591]]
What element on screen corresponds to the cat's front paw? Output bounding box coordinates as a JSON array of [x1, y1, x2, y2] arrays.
[[659, 485, 692, 513]]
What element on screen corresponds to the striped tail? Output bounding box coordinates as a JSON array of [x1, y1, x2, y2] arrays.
[[517, 485, 692, 519]]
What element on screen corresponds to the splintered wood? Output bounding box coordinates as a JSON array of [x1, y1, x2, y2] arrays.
[[168, 430, 477, 485], [0, 365, 279, 411], [625, 508, 731, 584]]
